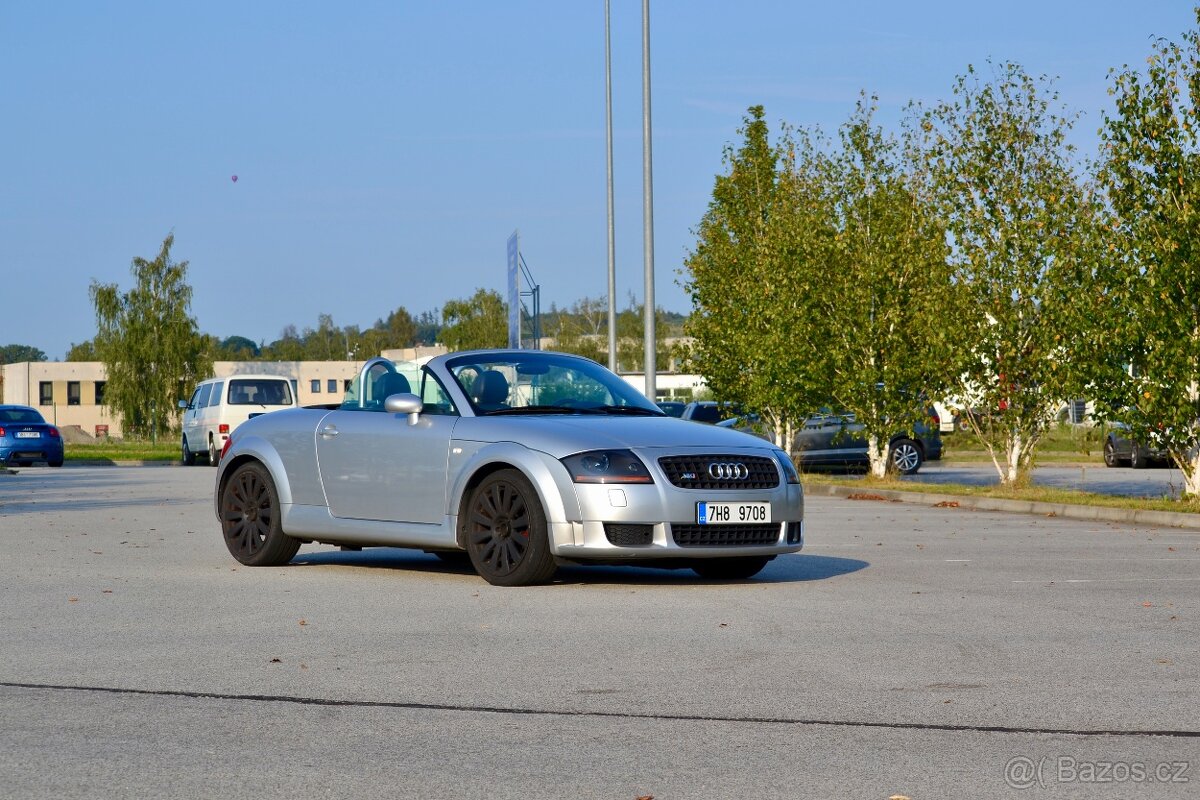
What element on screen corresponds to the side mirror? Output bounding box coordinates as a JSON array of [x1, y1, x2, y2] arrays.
[[384, 393, 424, 425], [177, 400, 189, 410]]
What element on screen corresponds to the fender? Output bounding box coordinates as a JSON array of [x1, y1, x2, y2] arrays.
[[446, 440, 581, 526]]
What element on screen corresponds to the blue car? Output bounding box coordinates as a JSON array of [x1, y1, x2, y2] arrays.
[[0, 405, 64, 467]]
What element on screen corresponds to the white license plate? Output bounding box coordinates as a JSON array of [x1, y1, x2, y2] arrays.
[[15, 431, 40, 439], [697, 501, 771, 525]]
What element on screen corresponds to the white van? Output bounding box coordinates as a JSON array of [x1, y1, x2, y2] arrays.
[[179, 374, 298, 465]]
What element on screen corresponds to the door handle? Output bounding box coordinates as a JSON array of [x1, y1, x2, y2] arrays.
[[320, 426, 339, 438]]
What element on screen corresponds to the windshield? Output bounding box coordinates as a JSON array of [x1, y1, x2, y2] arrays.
[[446, 352, 664, 417]]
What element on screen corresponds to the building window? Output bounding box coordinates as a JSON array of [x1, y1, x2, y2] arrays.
[[328, 379, 338, 393], [39, 382, 52, 406], [310, 379, 321, 393], [67, 381, 81, 406], [95, 381, 106, 405]]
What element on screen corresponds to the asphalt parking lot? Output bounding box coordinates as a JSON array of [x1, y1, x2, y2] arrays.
[[1, 466, 1197, 798]]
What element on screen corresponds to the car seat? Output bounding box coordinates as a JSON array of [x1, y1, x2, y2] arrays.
[[372, 372, 412, 409], [471, 370, 510, 412]]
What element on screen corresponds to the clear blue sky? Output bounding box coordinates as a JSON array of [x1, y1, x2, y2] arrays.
[[1, 2, 1193, 360]]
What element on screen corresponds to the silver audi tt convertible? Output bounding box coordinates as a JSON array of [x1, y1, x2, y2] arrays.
[[214, 350, 804, 585]]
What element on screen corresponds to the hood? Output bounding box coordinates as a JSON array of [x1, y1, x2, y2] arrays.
[[451, 414, 777, 458]]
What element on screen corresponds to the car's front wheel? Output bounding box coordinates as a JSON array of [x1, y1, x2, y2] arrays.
[[691, 556, 771, 580], [219, 461, 301, 566], [889, 438, 923, 475], [464, 469, 556, 586], [181, 435, 196, 466]]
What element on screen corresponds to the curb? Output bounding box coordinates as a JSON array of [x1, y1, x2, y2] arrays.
[[805, 483, 1200, 531]]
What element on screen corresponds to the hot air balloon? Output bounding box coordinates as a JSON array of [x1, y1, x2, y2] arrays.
[[231, 175, 238, 183]]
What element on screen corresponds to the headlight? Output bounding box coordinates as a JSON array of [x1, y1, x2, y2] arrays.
[[561, 449, 654, 484], [773, 449, 800, 484]]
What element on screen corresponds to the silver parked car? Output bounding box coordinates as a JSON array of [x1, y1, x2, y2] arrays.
[[214, 351, 805, 585]]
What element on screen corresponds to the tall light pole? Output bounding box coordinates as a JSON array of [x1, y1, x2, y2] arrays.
[[605, 0, 617, 373], [641, 0, 656, 400]]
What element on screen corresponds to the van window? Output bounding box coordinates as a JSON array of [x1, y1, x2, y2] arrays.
[[228, 378, 293, 406], [196, 383, 213, 408], [208, 381, 224, 407]]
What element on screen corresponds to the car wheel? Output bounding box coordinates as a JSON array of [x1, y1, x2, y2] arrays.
[[464, 469, 556, 586], [208, 436, 219, 467], [1130, 445, 1147, 470], [219, 461, 301, 567], [181, 435, 196, 466], [889, 438, 923, 475], [691, 556, 771, 580], [48, 458, 63, 468], [1103, 438, 1117, 468]]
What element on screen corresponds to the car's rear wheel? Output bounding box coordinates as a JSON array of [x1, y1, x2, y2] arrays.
[[1130, 445, 1147, 469], [181, 435, 196, 466], [219, 461, 300, 566], [1103, 438, 1117, 468], [208, 436, 219, 467], [48, 457, 63, 468], [464, 469, 556, 586], [889, 438, 923, 475], [691, 556, 771, 580]]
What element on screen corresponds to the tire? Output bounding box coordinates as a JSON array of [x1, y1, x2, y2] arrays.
[[1103, 438, 1117, 468], [889, 438, 923, 475], [219, 461, 301, 566], [464, 469, 556, 586], [691, 556, 771, 580], [208, 436, 219, 467], [181, 435, 196, 466], [1130, 444, 1147, 470], [48, 458, 63, 468]]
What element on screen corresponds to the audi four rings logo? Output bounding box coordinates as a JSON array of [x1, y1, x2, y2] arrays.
[[708, 462, 749, 480]]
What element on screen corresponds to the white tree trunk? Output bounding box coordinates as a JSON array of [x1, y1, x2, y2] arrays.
[[866, 433, 890, 479], [1005, 432, 1023, 485], [1179, 449, 1200, 498]]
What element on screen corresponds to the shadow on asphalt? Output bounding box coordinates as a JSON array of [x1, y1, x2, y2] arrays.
[[289, 547, 869, 586]]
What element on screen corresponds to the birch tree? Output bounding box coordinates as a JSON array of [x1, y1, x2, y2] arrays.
[[90, 234, 211, 441], [1097, 9, 1200, 496], [819, 99, 958, 477], [920, 62, 1106, 485]]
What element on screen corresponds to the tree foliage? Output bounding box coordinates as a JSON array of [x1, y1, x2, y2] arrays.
[[919, 62, 1107, 484], [440, 288, 508, 351], [90, 234, 211, 440], [1097, 8, 1200, 495], [0, 344, 47, 364]]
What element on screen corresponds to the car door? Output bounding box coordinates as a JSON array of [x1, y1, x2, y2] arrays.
[[315, 371, 459, 524]]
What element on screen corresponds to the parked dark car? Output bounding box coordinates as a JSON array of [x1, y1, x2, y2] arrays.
[[681, 401, 742, 424], [1103, 423, 1169, 469], [0, 405, 64, 467], [656, 401, 686, 418], [718, 410, 942, 475]]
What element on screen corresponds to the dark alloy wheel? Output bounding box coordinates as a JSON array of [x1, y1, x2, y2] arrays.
[[182, 435, 196, 466], [1103, 438, 1117, 468], [691, 556, 772, 580], [219, 462, 301, 566], [889, 438, 923, 475], [1130, 444, 1147, 470], [464, 469, 556, 586], [208, 436, 220, 467]]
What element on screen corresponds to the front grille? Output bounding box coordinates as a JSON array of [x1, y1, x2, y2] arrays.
[[657, 455, 779, 490], [604, 523, 654, 547], [671, 523, 782, 547]]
